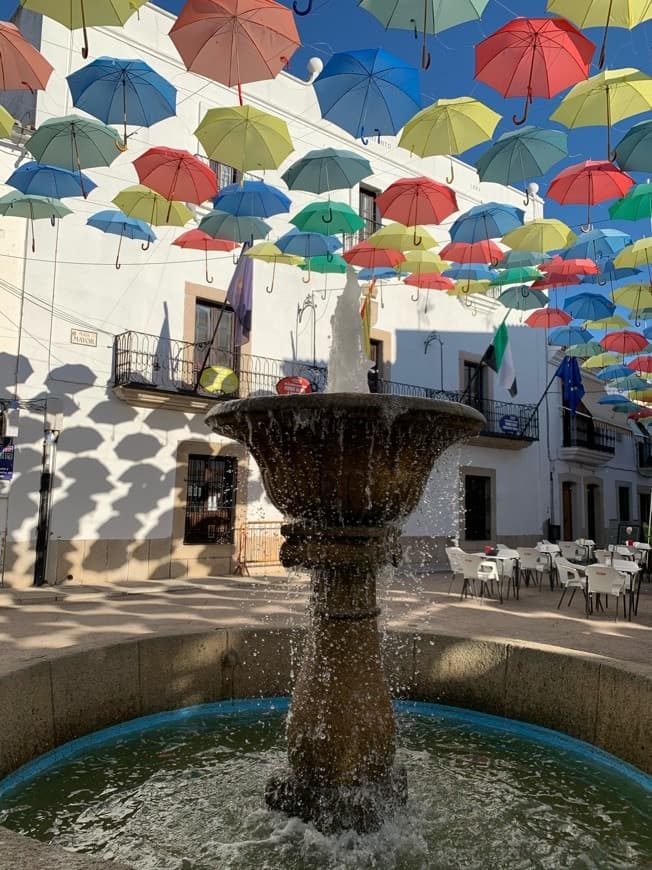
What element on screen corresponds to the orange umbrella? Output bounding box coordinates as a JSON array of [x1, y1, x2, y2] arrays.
[[0, 21, 53, 92], [600, 329, 648, 354], [343, 241, 405, 270], [169, 0, 300, 103], [525, 308, 572, 328], [172, 228, 239, 284], [134, 147, 218, 212], [439, 239, 504, 265], [628, 355, 652, 374]]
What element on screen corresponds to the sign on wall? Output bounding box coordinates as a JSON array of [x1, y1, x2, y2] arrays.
[[0, 437, 15, 480], [70, 328, 97, 347]]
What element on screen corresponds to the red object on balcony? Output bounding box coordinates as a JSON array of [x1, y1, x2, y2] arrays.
[[277, 376, 311, 395]]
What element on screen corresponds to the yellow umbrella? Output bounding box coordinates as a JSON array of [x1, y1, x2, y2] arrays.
[[614, 237, 652, 281], [367, 222, 438, 252], [195, 105, 293, 174], [546, 0, 652, 68], [612, 283, 652, 314], [502, 218, 576, 253], [448, 280, 491, 296], [0, 105, 15, 139], [584, 314, 631, 330], [582, 351, 621, 369], [629, 388, 652, 402], [550, 68, 652, 157], [400, 250, 449, 274], [398, 97, 500, 183], [245, 241, 304, 293], [112, 185, 192, 247]]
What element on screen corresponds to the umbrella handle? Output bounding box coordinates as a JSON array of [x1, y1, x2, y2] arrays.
[[424, 291, 429, 314], [413, 227, 422, 247], [80, 0, 89, 58], [512, 94, 531, 126], [410, 18, 418, 38], [141, 238, 151, 251], [321, 205, 333, 224], [293, 0, 312, 14], [115, 232, 123, 270], [204, 248, 213, 284], [597, 274, 607, 286], [360, 127, 381, 146], [421, 43, 431, 71], [115, 137, 128, 153], [411, 287, 420, 302], [446, 161, 455, 184], [50, 215, 56, 227], [302, 267, 311, 283], [523, 188, 530, 206], [266, 258, 276, 293]]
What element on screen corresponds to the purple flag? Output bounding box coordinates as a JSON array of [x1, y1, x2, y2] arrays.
[[226, 241, 253, 347]]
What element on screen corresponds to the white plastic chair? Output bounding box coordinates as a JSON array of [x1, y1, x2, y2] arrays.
[[445, 546, 466, 595], [517, 547, 549, 589], [476, 558, 503, 602], [555, 557, 586, 611], [584, 564, 627, 621]]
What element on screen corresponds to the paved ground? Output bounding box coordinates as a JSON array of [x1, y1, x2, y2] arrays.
[[1, 568, 651, 669]]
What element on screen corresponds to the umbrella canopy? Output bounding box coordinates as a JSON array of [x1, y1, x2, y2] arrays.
[[276, 228, 342, 258], [198, 209, 271, 242], [359, 266, 398, 280], [67, 57, 176, 149], [584, 314, 631, 330], [173, 228, 238, 252], [614, 237, 652, 275], [0, 20, 53, 91], [563, 227, 632, 261], [449, 280, 491, 297], [343, 241, 405, 269], [0, 190, 71, 252], [439, 239, 504, 265], [376, 176, 458, 226], [134, 147, 218, 207], [498, 285, 548, 311], [450, 202, 524, 244], [547, 159, 634, 228], [195, 105, 293, 173], [291, 201, 364, 235], [609, 182, 652, 221], [612, 282, 652, 313], [614, 119, 652, 173], [281, 147, 372, 193], [541, 255, 600, 276], [585, 352, 621, 369], [611, 374, 649, 390], [475, 17, 594, 125], [88, 208, 156, 267], [597, 392, 633, 403], [475, 126, 568, 186], [214, 179, 291, 218], [401, 250, 449, 274], [501, 249, 548, 268], [300, 254, 347, 274], [526, 308, 572, 328], [0, 105, 15, 139], [404, 272, 454, 290], [169, 0, 300, 93], [490, 266, 543, 285], [502, 218, 576, 252], [313, 48, 421, 141], [113, 185, 193, 227], [563, 293, 615, 320], [548, 325, 594, 345], [550, 67, 652, 157], [5, 161, 96, 199], [565, 340, 603, 357], [596, 363, 637, 380], [246, 241, 303, 264], [367, 222, 438, 251], [19, 0, 142, 58], [445, 263, 499, 282], [600, 329, 648, 354], [628, 355, 652, 373]]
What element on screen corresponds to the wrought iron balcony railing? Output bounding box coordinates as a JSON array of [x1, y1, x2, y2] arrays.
[[638, 440, 652, 469], [562, 414, 616, 455]]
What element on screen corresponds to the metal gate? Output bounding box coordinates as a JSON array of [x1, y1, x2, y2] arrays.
[[235, 522, 282, 566]]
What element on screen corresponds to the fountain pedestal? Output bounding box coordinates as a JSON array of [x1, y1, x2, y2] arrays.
[[206, 393, 484, 833]]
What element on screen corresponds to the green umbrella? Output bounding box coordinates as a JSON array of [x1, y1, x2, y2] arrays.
[[281, 147, 372, 193], [497, 285, 548, 310], [491, 266, 544, 285], [25, 114, 121, 196], [0, 190, 71, 251], [500, 249, 549, 268], [566, 341, 604, 358], [291, 201, 365, 235], [299, 254, 348, 274], [475, 127, 568, 197], [609, 182, 652, 221]]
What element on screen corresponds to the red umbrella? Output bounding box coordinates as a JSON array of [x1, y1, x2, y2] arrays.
[[343, 241, 405, 270], [525, 308, 572, 328], [134, 147, 218, 206], [172, 228, 239, 283], [600, 329, 648, 355], [531, 275, 580, 290], [475, 17, 595, 125], [547, 160, 634, 230], [628, 355, 652, 374], [376, 176, 457, 231], [169, 0, 300, 104], [628, 408, 652, 420], [439, 239, 504, 265], [0, 21, 53, 92], [540, 255, 600, 276], [404, 272, 454, 290]]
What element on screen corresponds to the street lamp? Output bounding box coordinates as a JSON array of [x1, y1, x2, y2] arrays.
[[424, 331, 444, 391], [33, 397, 63, 587]]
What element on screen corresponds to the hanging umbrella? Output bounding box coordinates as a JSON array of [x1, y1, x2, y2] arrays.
[[0, 20, 53, 91], [501, 249, 548, 268], [133, 147, 218, 222], [614, 119, 652, 173], [25, 114, 122, 197], [244, 240, 305, 292], [490, 266, 543, 285], [474, 127, 568, 192], [550, 67, 652, 158], [281, 147, 372, 193], [113, 185, 193, 231], [0, 105, 15, 139], [531, 275, 580, 291], [66, 57, 176, 150], [449, 280, 491, 297], [526, 308, 572, 328], [546, 0, 652, 68], [628, 355, 652, 373], [600, 329, 648, 354], [562, 293, 615, 321], [5, 161, 97, 199], [612, 283, 652, 315], [565, 340, 603, 357], [475, 18, 594, 125], [548, 325, 594, 345], [404, 272, 454, 290], [497, 286, 548, 311], [502, 218, 576, 252], [87, 209, 156, 269], [628, 407, 652, 419], [359, 0, 489, 70], [581, 260, 640, 287], [195, 104, 293, 173], [198, 210, 271, 243], [214, 180, 291, 218], [540, 255, 600, 277], [300, 254, 348, 274], [19, 0, 142, 58], [584, 314, 631, 330], [596, 363, 638, 380], [343, 241, 405, 270], [445, 264, 498, 282], [367, 222, 438, 251], [450, 202, 524, 244], [547, 159, 634, 230], [597, 392, 634, 403], [439, 239, 504, 265], [376, 176, 458, 227], [359, 266, 398, 280], [610, 374, 649, 390], [173, 228, 239, 284], [276, 229, 341, 279], [291, 201, 365, 235], [563, 227, 632, 261], [399, 96, 500, 182], [614, 237, 652, 283], [584, 352, 621, 369], [0, 190, 71, 252], [401, 250, 449, 275], [313, 48, 421, 142], [609, 182, 652, 222], [169, 0, 300, 103]]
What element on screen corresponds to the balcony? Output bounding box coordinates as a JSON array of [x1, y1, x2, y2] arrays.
[[638, 440, 652, 477], [112, 331, 539, 445], [559, 412, 616, 466]]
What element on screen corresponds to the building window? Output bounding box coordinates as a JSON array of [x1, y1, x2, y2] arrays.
[[464, 474, 492, 541], [359, 185, 381, 240], [184, 455, 237, 544], [367, 338, 384, 393], [210, 160, 241, 190], [463, 360, 485, 411], [618, 485, 631, 522], [194, 299, 236, 375]]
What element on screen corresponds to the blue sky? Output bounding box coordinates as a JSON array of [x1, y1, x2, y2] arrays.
[[2, 0, 652, 238]]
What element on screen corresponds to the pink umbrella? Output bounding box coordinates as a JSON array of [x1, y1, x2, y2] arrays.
[[525, 308, 572, 328], [172, 228, 239, 283], [0, 21, 53, 92]]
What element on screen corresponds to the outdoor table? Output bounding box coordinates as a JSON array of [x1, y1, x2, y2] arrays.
[[611, 558, 642, 620], [536, 543, 560, 589], [474, 552, 520, 602]]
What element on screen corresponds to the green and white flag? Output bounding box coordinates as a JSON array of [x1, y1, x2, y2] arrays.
[[482, 320, 517, 397]]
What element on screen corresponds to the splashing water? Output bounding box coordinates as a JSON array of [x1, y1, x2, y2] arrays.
[[326, 267, 370, 394]]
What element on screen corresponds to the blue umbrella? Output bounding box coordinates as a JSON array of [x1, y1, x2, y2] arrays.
[[67, 57, 176, 149], [562, 293, 615, 321], [443, 264, 498, 282], [87, 209, 156, 269], [475, 126, 568, 187], [580, 260, 641, 286], [610, 374, 649, 391], [500, 250, 549, 268], [276, 228, 342, 258], [598, 393, 632, 405], [563, 228, 632, 262], [614, 119, 652, 174], [6, 161, 97, 199], [596, 364, 637, 380], [449, 202, 524, 244], [213, 180, 291, 218], [358, 267, 398, 280], [198, 210, 271, 243], [548, 326, 594, 346], [313, 48, 421, 142]]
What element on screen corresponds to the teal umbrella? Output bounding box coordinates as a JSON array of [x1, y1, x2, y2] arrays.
[[299, 254, 348, 273], [497, 285, 548, 310], [291, 200, 365, 235], [281, 147, 372, 193], [609, 374, 649, 391], [475, 127, 568, 197], [25, 114, 122, 196], [566, 341, 603, 358], [0, 190, 71, 251], [614, 119, 652, 173], [609, 182, 652, 221], [501, 249, 549, 268], [491, 266, 544, 285], [198, 210, 271, 243]]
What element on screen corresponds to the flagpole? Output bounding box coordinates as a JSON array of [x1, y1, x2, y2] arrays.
[[516, 367, 560, 439], [460, 310, 510, 403]]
